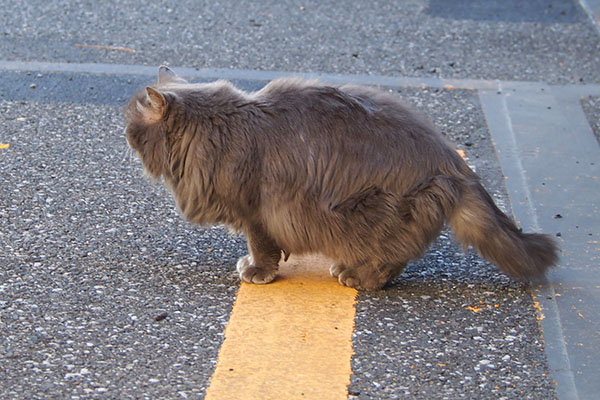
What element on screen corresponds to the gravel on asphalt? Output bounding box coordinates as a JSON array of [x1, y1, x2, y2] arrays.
[[1, 0, 598, 84], [0, 73, 556, 398]]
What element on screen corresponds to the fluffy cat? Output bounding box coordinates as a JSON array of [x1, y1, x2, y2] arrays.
[[124, 66, 558, 290]]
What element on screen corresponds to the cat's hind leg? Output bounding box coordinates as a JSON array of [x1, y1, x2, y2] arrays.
[[237, 225, 282, 284], [330, 261, 406, 290]]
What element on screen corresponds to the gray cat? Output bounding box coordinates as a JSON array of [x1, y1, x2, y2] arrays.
[[124, 66, 558, 290]]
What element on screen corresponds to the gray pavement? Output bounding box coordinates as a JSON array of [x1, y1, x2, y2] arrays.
[[1, 0, 599, 84], [1, 1, 599, 399]]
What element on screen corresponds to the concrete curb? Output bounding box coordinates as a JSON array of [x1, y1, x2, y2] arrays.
[[2, 60, 600, 94]]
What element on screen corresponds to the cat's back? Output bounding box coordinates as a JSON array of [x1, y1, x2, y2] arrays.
[[255, 78, 430, 128], [256, 78, 376, 112], [253, 78, 462, 192], [255, 78, 445, 151], [255, 77, 323, 99]]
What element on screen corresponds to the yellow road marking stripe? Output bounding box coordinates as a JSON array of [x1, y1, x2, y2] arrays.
[[206, 255, 357, 400]]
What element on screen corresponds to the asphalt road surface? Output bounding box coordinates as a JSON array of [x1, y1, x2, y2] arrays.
[[1, 1, 599, 399]]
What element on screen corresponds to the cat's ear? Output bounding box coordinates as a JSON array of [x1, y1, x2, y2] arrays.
[[158, 65, 188, 85], [137, 87, 168, 122]]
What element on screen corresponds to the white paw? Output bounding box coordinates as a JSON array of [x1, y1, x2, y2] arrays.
[[236, 255, 278, 284]]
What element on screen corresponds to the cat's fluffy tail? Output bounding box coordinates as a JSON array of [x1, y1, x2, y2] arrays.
[[448, 181, 558, 279]]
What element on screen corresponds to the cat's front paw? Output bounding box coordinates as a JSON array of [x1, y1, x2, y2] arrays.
[[236, 255, 278, 284]]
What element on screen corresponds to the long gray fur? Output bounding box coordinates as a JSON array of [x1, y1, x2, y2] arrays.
[[124, 66, 558, 290]]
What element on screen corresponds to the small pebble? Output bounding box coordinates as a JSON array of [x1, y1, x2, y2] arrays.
[[155, 312, 168, 321]]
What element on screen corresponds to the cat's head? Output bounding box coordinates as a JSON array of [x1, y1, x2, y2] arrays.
[[124, 66, 187, 180]]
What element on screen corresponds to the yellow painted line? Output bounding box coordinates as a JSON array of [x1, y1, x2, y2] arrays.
[[206, 255, 357, 400], [0, 143, 9, 149]]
